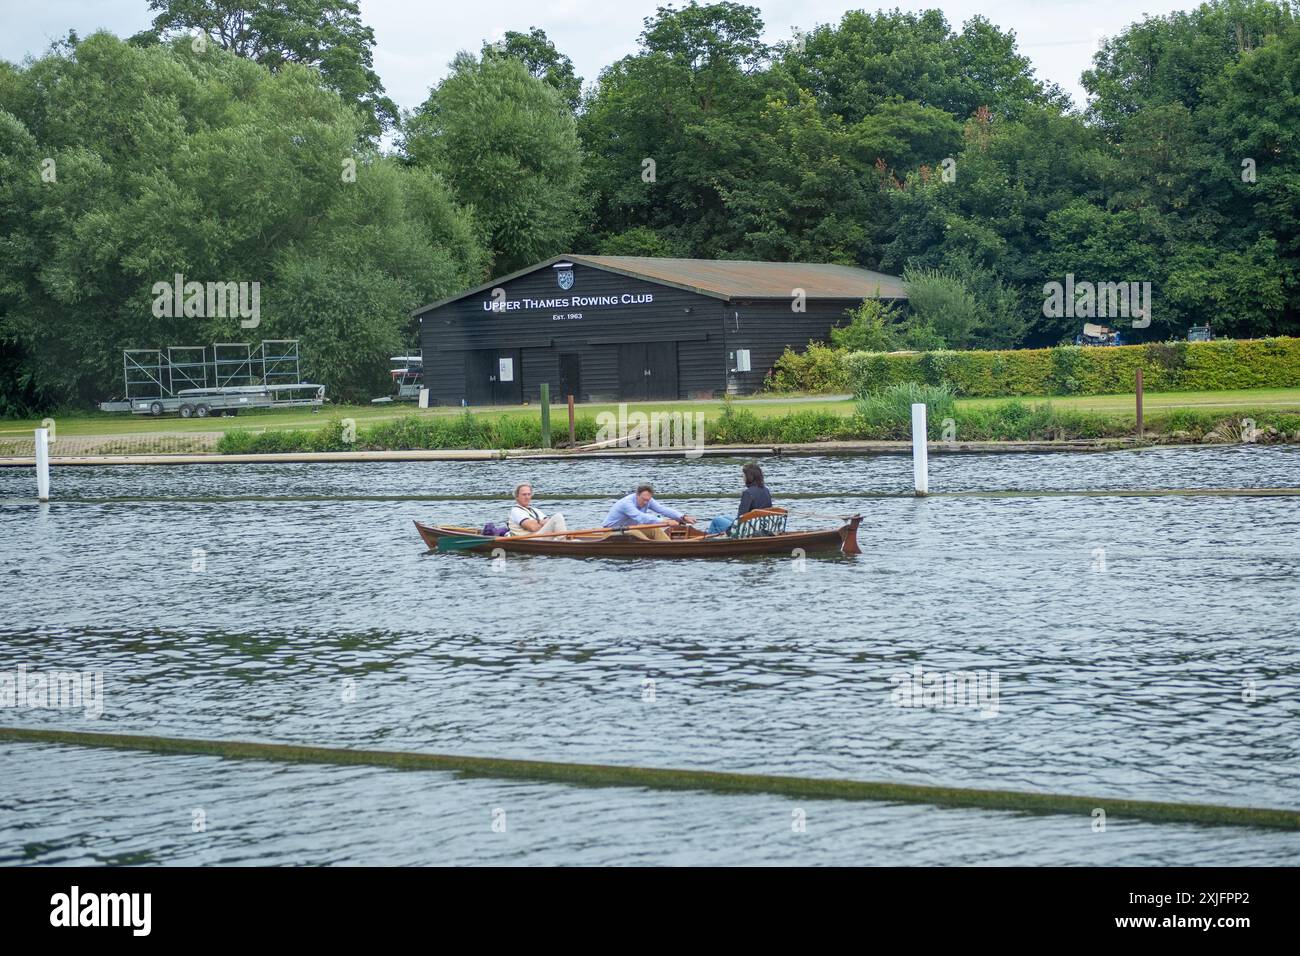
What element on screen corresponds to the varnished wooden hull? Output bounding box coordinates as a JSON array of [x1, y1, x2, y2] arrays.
[[415, 517, 861, 558]]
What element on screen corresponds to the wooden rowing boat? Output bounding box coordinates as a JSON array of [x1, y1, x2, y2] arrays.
[[414, 515, 862, 558]]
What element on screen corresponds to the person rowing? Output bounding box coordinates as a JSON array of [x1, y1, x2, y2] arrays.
[[707, 461, 773, 535], [602, 484, 697, 541], [508, 483, 568, 537]]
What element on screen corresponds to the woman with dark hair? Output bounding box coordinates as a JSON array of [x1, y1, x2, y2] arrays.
[[707, 462, 773, 535]]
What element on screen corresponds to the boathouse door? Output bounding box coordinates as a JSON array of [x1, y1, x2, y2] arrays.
[[559, 353, 582, 402], [617, 342, 678, 400], [464, 349, 522, 405]]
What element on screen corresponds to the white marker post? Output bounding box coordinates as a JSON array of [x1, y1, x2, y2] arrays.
[[35, 427, 50, 502], [911, 403, 928, 497]]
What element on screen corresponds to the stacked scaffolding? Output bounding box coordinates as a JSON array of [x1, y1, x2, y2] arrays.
[[116, 341, 305, 397], [259, 340, 302, 387], [213, 343, 255, 388]]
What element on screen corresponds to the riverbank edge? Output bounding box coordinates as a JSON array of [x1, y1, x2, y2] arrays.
[[0, 435, 1230, 467]]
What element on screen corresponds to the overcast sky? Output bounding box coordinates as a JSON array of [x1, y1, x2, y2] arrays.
[[1, 0, 1194, 114]]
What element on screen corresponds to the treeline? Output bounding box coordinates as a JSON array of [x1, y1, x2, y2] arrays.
[[408, 0, 1300, 347], [2, 0, 1299, 413], [0, 27, 485, 412]]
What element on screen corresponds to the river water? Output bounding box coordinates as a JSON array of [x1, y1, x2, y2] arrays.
[[1, 445, 1298, 865]]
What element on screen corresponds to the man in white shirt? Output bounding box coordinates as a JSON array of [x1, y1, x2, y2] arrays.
[[507, 483, 568, 536]]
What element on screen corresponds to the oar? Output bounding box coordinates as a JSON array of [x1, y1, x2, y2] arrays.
[[435, 523, 671, 552], [436, 535, 498, 551], [508, 522, 670, 541]]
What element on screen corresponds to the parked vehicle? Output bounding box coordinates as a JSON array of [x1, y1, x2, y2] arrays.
[[1075, 323, 1124, 346]]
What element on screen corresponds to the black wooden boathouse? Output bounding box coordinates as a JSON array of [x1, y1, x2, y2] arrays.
[[414, 255, 906, 405]]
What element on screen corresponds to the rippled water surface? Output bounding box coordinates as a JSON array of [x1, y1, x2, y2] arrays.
[[1, 445, 1298, 865]]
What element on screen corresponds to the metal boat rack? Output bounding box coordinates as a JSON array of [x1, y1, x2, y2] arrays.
[[101, 341, 324, 417]]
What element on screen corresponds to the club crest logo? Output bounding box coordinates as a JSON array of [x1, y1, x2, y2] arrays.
[[557, 269, 574, 290]]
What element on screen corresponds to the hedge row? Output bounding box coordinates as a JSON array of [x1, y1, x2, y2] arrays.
[[218, 412, 601, 454], [715, 404, 1300, 442], [829, 337, 1300, 398]]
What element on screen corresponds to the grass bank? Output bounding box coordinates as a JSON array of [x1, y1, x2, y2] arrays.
[[8, 386, 1299, 440], [214, 399, 1300, 453], [5, 387, 1299, 455]]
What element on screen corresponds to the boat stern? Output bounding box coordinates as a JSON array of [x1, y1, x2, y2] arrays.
[[840, 516, 863, 555]]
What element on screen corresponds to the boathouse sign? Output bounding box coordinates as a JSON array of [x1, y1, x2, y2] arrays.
[[482, 293, 656, 313]]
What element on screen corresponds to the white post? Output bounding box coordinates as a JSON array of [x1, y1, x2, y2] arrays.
[[910, 403, 928, 497], [418, 387, 430, 409], [35, 427, 50, 502]]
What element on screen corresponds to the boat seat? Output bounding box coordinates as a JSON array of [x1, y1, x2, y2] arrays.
[[726, 507, 787, 538]]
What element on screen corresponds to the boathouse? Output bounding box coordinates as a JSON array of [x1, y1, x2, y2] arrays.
[[414, 255, 906, 404]]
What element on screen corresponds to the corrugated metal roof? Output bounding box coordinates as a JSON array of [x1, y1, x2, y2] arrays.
[[413, 255, 906, 315], [573, 256, 907, 300]]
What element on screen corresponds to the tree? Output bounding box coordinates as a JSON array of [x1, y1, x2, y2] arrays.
[[1197, 12, 1300, 332], [593, 226, 685, 257], [831, 296, 903, 352], [777, 9, 1063, 124], [1083, 0, 1294, 132], [138, 0, 398, 137], [580, 2, 769, 257], [0, 32, 486, 410], [482, 28, 583, 112], [1035, 202, 1167, 340], [714, 89, 882, 264], [404, 53, 586, 275], [902, 268, 980, 349], [1080, 0, 1300, 336]]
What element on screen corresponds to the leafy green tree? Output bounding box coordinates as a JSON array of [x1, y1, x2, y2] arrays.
[[1197, 11, 1300, 332], [1081, 0, 1299, 336], [138, 0, 398, 138], [404, 52, 586, 275], [482, 28, 583, 112], [1165, 240, 1288, 337], [902, 268, 979, 349], [715, 89, 882, 264], [592, 226, 686, 257], [963, 264, 1028, 349], [1035, 201, 1167, 340], [830, 296, 903, 352], [851, 98, 964, 173], [640, 0, 768, 75], [1083, 0, 1294, 131], [778, 9, 1064, 123], [880, 105, 1111, 343], [580, 2, 769, 257], [0, 32, 485, 410]]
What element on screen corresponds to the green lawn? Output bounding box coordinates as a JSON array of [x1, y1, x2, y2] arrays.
[[0, 396, 859, 437], [957, 387, 1300, 414], [3, 387, 1299, 439]]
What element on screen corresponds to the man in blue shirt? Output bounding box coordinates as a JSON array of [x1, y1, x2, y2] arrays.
[[603, 484, 697, 540]]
